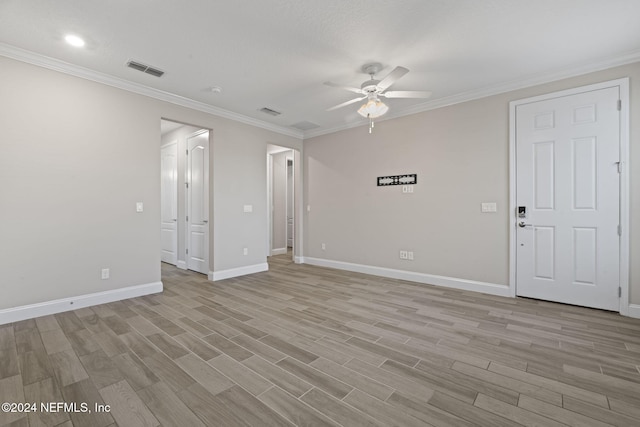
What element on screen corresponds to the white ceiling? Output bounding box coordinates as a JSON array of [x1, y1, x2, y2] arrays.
[[2, 0, 640, 138]]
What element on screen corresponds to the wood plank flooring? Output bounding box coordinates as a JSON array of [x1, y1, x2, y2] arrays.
[[1, 254, 640, 426]]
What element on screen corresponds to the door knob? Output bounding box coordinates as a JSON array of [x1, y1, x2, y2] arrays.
[[518, 221, 532, 228], [203, 220, 208, 224]]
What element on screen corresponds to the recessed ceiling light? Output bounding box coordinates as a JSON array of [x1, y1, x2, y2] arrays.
[[64, 34, 85, 47]]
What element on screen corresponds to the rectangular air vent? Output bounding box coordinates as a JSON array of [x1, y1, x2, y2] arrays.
[[291, 121, 320, 131], [259, 107, 282, 116], [126, 60, 165, 77]]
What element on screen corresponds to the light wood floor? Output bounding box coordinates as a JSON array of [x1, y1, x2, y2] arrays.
[[2, 255, 640, 427]]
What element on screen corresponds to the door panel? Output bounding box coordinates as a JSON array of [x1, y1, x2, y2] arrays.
[[186, 131, 209, 274], [160, 143, 178, 264], [516, 86, 620, 310], [286, 159, 294, 249]]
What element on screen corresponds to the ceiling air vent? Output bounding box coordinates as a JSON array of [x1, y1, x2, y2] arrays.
[[291, 121, 320, 131], [259, 107, 282, 116], [126, 60, 165, 77]]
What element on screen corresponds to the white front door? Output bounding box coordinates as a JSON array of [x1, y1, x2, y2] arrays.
[[160, 142, 178, 264], [186, 131, 209, 274], [515, 86, 620, 310]]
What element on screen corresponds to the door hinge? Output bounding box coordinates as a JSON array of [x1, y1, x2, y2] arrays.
[[186, 149, 189, 155], [186, 248, 189, 255], [619, 287, 622, 298], [617, 225, 622, 236], [186, 182, 189, 188], [615, 161, 622, 174], [186, 216, 189, 222], [617, 99, 622, 111]]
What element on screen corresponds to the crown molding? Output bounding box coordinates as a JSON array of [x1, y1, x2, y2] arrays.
[[303, 49, 640, 139], [0, 43, 304, 139]]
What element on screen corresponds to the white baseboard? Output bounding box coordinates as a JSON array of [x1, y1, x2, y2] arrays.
[[176, 261, 187, 270], [0, 281, 163, 326], [294, 256, 304, 264], [209, 263, 269, 281], [302, 257, 510, 297], [271, 248, 288, 256], [628, 304, 640, 319]]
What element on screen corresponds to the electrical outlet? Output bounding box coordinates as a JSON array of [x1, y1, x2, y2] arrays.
[[243, 247, 248, 255], [101, 268, 110, 280], [399, 250, 408, 259], [321, 243, 326, 250], [402, 185, 414, 194], [407, 251, 414, 260]]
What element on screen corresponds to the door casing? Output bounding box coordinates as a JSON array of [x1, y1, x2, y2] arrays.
[[160, 141, 178, 265], [509, 78, 630, 315], [185, 129, 210, 274]]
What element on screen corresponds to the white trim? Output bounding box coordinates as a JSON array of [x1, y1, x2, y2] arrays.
[[0, 282, 163, 325], [209, 263, 269, 281], [628, 304, 640, 319], [294, 256, 305, 264], [303, 51, 640, 139], [618, 78, 631, 316], [271, 248, 288, 256], [266, 153, 274, 258], [509, 78, 630, 316], [0, 43, 303, 139], [3, 42, 638, 141], [185, 129, 210, 274], [302, 257, 510, 297], [176, 260, 187, 270], [160, 140, 179, 265]]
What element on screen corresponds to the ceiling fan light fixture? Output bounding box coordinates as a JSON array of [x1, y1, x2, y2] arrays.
[[357, 98, 389, 118]]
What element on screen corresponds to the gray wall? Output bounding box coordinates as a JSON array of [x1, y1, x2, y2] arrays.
[[0, 55, 302, 310], [304, 61, 640, 304]]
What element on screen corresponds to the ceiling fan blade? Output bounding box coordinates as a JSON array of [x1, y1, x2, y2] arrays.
[[376, 66, 409, 91], [326, 96, 367, 111], [381, 90, 432, 99], [324, 81, 364, 94]]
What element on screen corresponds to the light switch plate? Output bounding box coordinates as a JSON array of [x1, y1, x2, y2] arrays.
[[136, 202, 144, 212], [481, 202, 497, 213], [243, 205, 253, 213]]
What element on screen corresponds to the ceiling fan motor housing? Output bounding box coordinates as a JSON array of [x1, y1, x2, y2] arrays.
[[361, 79, 381, 94]]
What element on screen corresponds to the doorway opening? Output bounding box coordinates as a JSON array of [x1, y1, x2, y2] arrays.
[[160, 119, 212, 275], [267, 144, 298, 262]]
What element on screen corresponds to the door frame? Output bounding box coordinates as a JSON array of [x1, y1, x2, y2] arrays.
[[160, 140, 178, 265], [266, 146, 300, 261], [286, 156, 294, 250], [508, 78, 630, 315], [185, 129, 210, 274]]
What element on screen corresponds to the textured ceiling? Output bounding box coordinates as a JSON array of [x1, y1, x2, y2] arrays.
[[2, 0, 640, 137]]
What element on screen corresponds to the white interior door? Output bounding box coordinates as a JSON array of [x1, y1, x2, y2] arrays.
[[160, 143, 177, 264], [286, 158, 294, 249], [186, 131, 209, 274], [515, 86, 620, 310]]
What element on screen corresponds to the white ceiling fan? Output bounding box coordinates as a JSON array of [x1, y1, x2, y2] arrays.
[[325, 63, 432, 130]]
